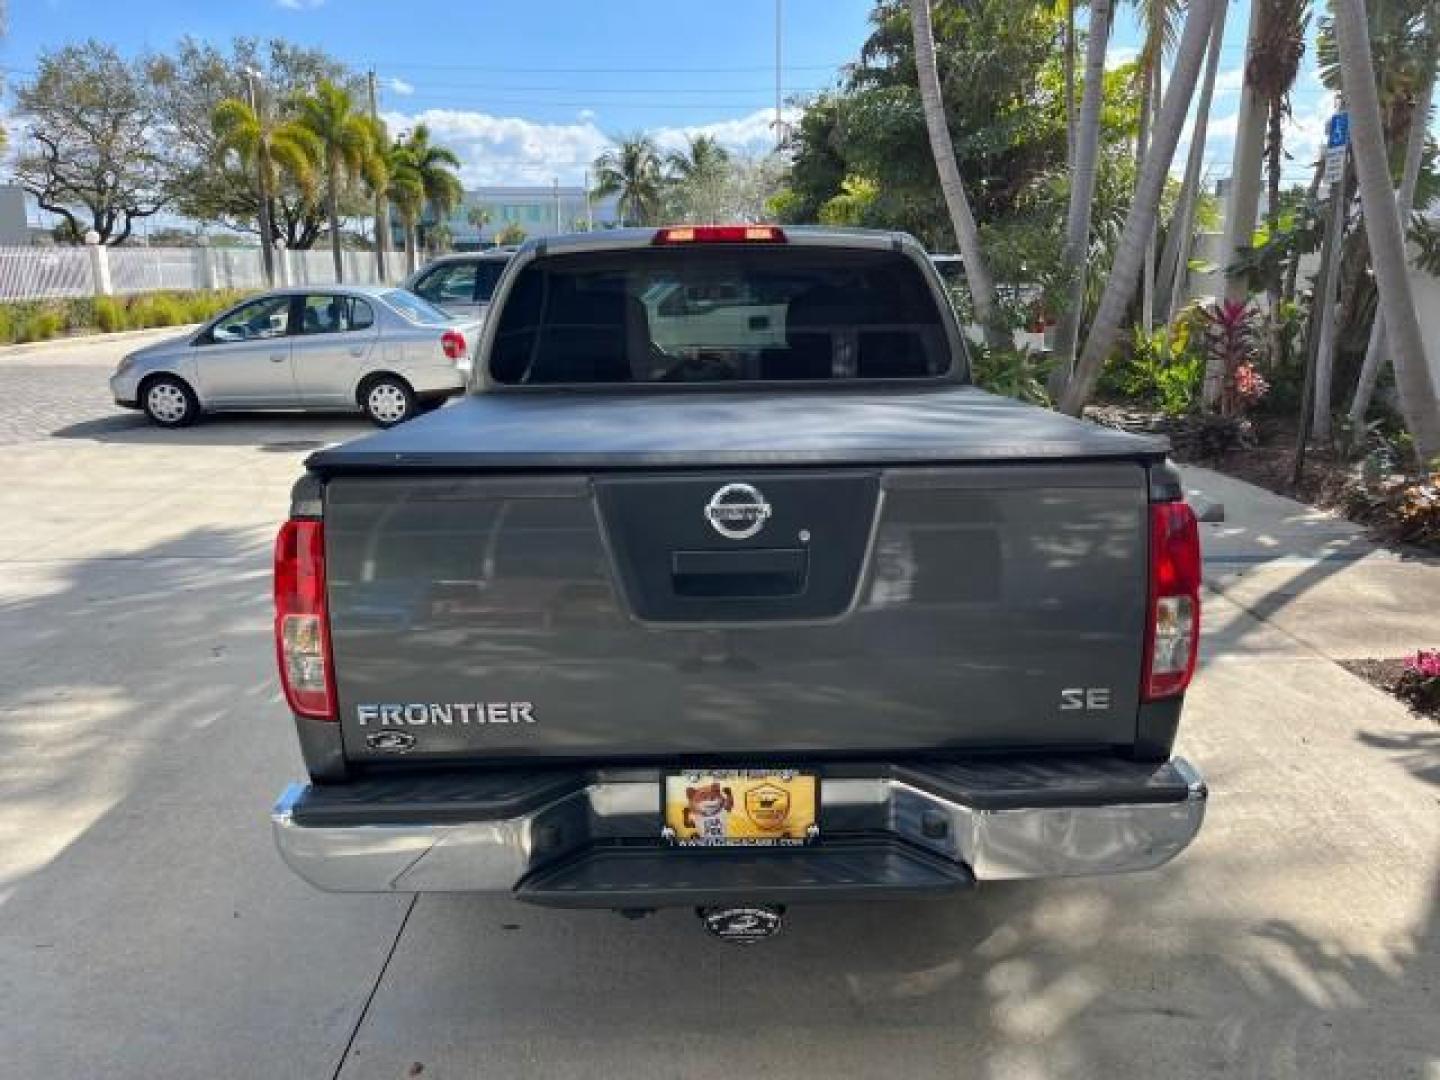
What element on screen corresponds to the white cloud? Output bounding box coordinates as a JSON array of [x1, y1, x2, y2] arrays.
[[387, 77, 414, 96], [380, 106, 799, 188], [577, 108, 597, 122], [1106, 45, 1140, 71], [275, 0, 325, 9]]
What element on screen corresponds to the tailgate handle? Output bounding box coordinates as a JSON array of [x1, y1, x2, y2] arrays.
[[671, 548, 808, 599]]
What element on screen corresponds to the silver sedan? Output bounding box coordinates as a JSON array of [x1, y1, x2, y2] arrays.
[[110, 285, 479, 428]]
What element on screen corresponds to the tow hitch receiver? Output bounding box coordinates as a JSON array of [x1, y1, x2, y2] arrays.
[[699, 905, 784, 943]]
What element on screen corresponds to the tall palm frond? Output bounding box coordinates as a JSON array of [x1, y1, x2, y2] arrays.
[[592, 134, 665, 226]]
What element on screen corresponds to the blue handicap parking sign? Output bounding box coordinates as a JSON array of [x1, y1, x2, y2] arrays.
[[1328, 113, 1350, 148]]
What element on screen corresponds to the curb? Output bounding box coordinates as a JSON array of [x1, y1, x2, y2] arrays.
[[0, 324, 202, 359]]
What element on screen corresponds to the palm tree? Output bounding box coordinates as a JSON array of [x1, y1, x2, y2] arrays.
[[666, 134, 730, 183], [1051, 0, 1116, 391], [1156, 0, 1229, 323], [908, 0, 1008, 351], [1251, 0, 1310, 245], [592, 134, 665, 226], [1347, 8, 1438, 432], [466, 204, 492, 245], [399, 125, 463, 254], [293, 79, 386, 281], [1132, 0, 1182, 332], [385, 144, 424, 275], [211, 96, 320, 285], [1060, 0, 1223, 415], [1331, 0, 1440, 463]]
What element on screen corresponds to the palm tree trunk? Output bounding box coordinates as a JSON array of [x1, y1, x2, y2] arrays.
[[1211, 0, 1269, 408], [1050, 0, 1115, 391], [1141, 69, 1161, 333], [327, 160, 344, 282], [1283, 153, 1326, 307], [1333, 0, 1440, 463], [909, 0, 1009, 351], [256, 144, 276, 287], [1059, 0, 1221, 416], [1347, 14, 1437, 434], [1064, 0, 1078, 166], [1157, 0, 1228, 323]]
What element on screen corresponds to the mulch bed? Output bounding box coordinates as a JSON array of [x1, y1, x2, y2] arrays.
[[1340, 659, 1440, 723], [1088, 406, 1440, 553]]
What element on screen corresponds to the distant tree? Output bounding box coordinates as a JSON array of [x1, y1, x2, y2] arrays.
[[495, 222, 527, 246], [592, 135, 665, 226], [664, 135, 733, 223], [149, 37, 364, 249], [465, 203, 492, 242], [11, 41, 170, 244], [293, 79, 387, 280]]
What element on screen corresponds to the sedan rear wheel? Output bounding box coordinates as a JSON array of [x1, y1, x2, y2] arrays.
[[142, 376, 198, 427], [362, 377, 415, 427]]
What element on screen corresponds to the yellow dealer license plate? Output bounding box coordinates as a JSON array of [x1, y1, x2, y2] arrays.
[[663, 769, 818, 847]]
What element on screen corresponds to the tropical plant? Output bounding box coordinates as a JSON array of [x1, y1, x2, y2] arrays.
[[665, 134, 729, 184], [292, 79, 387, 280], [1131, 0, 1183, 331], [1059, 0, 1222, 415], [385, 143, 424, 274], [211, 95, 320, 284], [1198, 299, 1267, 417], [1331, 0, 1440, 464], [908, 0, 1008, 350], [969, 344, 1053, 405], [592, 134, 665, 226], [398, 124, 463, 254]]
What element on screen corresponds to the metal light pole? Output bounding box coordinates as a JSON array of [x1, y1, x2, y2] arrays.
[[368, 69, 390, 283], [553, 177, 562, 234], [244, 68, 276, 286]]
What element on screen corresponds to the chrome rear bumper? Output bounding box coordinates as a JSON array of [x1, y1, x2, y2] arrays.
[[272, 758, 1206, 899]]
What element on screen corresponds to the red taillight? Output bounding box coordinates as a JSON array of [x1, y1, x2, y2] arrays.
[[1143, 501, 1202, 701], [274, 519, 335, 720], [441, 329, 467, 360], [653, 225, 786, 245]]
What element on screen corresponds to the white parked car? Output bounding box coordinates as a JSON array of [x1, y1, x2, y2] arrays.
[[110, 286, 480, 428], [403, 249, 515, 320]]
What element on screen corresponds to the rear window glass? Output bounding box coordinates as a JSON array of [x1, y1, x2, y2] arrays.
[[384, 289, 451, 325], [488, 247, 949, 385]]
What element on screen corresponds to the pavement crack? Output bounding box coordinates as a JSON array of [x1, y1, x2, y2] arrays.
[[330, 893, 419, 1080]]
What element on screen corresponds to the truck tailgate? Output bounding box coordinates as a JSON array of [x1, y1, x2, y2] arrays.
[[324, 460, 1150, 762]]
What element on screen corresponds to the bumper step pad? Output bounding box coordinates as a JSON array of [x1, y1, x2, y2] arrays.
[[515, 838, 975, 908]]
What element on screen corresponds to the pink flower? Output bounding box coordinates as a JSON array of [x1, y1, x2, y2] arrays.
[[1404, 649, 1440, 678], [1233, 363, 1270, 404]]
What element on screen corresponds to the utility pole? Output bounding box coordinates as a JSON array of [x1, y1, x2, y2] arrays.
[[368, 69, 389, 282], [553, 177, 561, 234], [584, 170, 593, 231], [244, 69, 276, 287], [774, 0, 783, 151]]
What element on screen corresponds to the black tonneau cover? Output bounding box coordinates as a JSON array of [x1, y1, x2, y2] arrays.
[[306, 385, 1166, 473]]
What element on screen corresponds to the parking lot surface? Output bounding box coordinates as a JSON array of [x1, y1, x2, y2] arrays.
[[1, 333, 1436, 1079]]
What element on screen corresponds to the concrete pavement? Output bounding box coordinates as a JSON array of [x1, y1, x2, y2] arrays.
[[0, 336, 1436, 1079]]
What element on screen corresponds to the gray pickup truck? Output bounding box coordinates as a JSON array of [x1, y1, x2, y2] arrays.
[[271, 225, 1206, 942]]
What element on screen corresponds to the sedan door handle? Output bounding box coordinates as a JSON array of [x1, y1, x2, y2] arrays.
[[348, 347, 365, 357], [269, 353, 287, 363]]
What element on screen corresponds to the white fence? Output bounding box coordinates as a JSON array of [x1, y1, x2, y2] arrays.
[[0, 243, 397, 302]]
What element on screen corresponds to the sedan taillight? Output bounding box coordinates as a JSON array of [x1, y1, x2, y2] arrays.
[[274, 519, 335, 720], [441, 329, 467, 361], [1142, 501, 1202, 701]]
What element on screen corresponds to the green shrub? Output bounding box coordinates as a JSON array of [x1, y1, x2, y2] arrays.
[[970, 344, 1053, 406], [94, 296, 128, 333]]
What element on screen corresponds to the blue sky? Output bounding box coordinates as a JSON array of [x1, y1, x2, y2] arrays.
[[0, 0, 1370, 191]]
